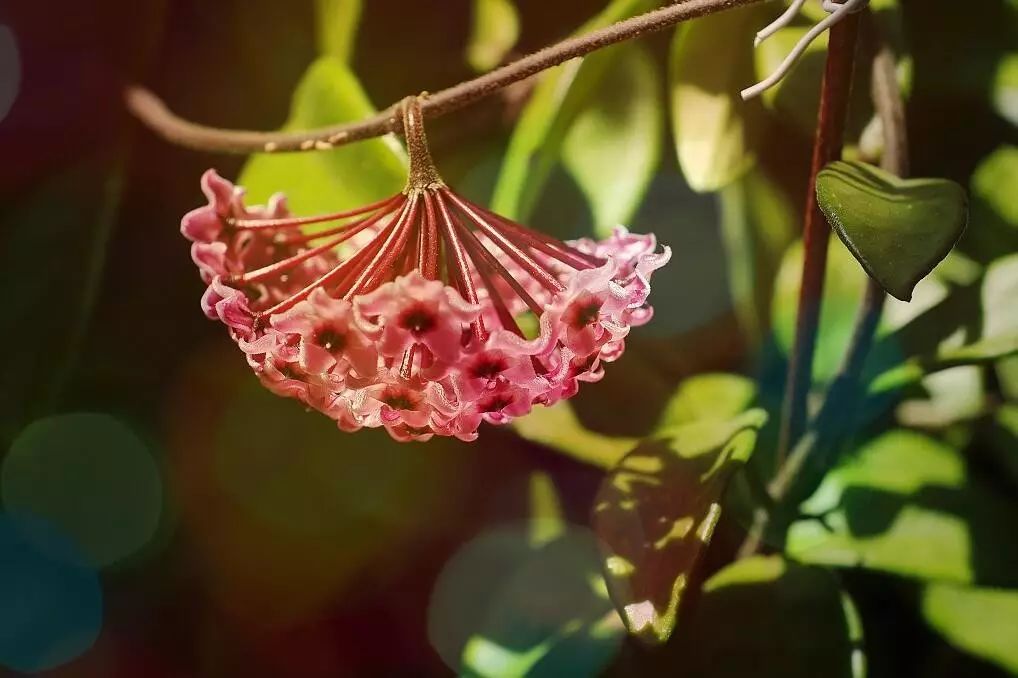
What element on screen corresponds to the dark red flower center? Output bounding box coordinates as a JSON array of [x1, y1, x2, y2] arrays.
[[478, 393, 514, 413], [564, 293, 604, 329], [314, 328, 347, 352], [398, 304, 437, 336], [382, 387, 421, 411], [470, 356, 509, 380]]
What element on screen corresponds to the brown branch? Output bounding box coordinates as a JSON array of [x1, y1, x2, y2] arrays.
[[126, 0, 763, 155]]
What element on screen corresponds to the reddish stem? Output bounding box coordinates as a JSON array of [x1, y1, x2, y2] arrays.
[[432, 191, 487, 342], [776, 11, 862, 463], [227, 195, 401, 230], [344, 194, 421, 298]]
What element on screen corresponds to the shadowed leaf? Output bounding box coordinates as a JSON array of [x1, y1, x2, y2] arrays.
[[816, 160, 968, 302], [592, 408, 767, 643]]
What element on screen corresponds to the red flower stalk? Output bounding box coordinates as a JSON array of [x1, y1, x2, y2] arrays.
[[181, 97, 670, 441]]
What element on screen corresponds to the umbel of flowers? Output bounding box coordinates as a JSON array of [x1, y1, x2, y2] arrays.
[[181, 97, 670, 441]]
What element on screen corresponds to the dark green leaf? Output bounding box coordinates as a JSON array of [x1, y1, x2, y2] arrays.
[[466, 0, 520, 72], [592, 409, 767, 643], [666, 556, 860, 678], [816, 161, 969, 302], [0, 148, 125, 448], [562, 43, 662, 235], [238, 57, 406, 220], [669, 4, 766, 192], [491, 0, 655, 221], [922, 583, 1018, 674], [315, 0, 362, 63], [786, 429, 1018, 585]]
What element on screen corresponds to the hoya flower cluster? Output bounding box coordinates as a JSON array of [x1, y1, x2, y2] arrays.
[[181, 99, 670, 441]]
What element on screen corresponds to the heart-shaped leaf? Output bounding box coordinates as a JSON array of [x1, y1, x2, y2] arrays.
[[816, 160, 968, 302], [592, 408, 767, 644]]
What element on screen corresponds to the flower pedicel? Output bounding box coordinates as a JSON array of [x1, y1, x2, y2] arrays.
[[181, 97, 670, 442]]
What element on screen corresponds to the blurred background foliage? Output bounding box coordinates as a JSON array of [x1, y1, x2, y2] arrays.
[[0, 0, 1016, 675]]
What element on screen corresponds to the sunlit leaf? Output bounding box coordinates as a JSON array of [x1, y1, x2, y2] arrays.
[[983, 253, 1018, 399], [993, 53, 1018, 127], [654, 372, 756, 432], [592, 409, 767, 643], [315, 0, 362, 63], [754, 25, 828, 133], [787, 429, 1018, 585], [512, 402, 638, 470], [239, 57, 406, 220], [922, 583, 1018, 674], [816, 161, 968, 302], [466, 0, 520, 72], [669, 4, 765, 192], [491, 0, 655, 221], [529, 472, 566, 547], [663, 556, 860, 678], [719, 167, 796, 343], [562, 43, 662, 235], [962, 145, 1018, 263]]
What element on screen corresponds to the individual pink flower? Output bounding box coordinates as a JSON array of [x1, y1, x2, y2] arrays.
[[180, 97, 670, 441]]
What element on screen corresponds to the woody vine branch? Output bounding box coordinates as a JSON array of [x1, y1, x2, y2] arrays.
[[126, 0, 763, 154]]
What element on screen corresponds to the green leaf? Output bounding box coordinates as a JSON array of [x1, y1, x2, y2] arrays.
[[666, 556, 860, 678], [786, 429, 1018, 585], [466, 0, 520, 72], [512, 402, 638, 470], [0, 148, 126, 448], [315, 0, 363, 63], [719, 167, 797, 343], [592, 409, 767, 643], [669, 4, 764, 192], [960, 145, 1018, 264], [239, 57, 406, 221], [430, 527, 624, 678], [528, 472, 566, 548], [922, 584, 1018, 674], [992, 53, 1018, 126], [753, 25, 829, 134], [773, 238, 869, 382], [561, 43, 662, 235], [816, 161, 969, 302], [491, 0, 655, 221], [654, 373, 756, 432], [983, 254, 1018, 399]]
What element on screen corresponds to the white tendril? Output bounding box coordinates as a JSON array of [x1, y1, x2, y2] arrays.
[[741, 0, 869, 101]]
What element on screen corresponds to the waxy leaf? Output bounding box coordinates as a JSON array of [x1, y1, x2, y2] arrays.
[[922, 584, 1018, 674], [786, 430, 1018, 586], [669, 4, 765, 192], [491, 0, 655, 221], [466, 0, 520, 72], [592, 409, 767, 643], [562, 43, 662, 236], [816, 160, 968, 302], [667, 556, 860, 678], [513, 401, 637, 470], [239, 57, 406, 220]]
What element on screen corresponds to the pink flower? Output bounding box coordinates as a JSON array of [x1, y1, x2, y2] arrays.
[[181, 139, 669, 442]]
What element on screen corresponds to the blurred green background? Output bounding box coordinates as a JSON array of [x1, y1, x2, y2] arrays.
[[0, 0, 1016, 676]]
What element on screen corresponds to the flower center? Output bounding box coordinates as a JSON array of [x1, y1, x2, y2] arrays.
[[315, 328, 347, 352], [566, 295, 604, 328], [398, 304, 437, 336], [478, 393, 514, 413], [382, 387, 420, 411], [470, 356, 508, 380]]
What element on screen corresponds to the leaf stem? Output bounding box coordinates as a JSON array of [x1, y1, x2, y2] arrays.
[[125, 0, 763, 154]]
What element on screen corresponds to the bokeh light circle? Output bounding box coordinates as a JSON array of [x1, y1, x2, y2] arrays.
[[2, 413, 163, 568], [0, 512, 103, 673], [0, 26, 20, 123]]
